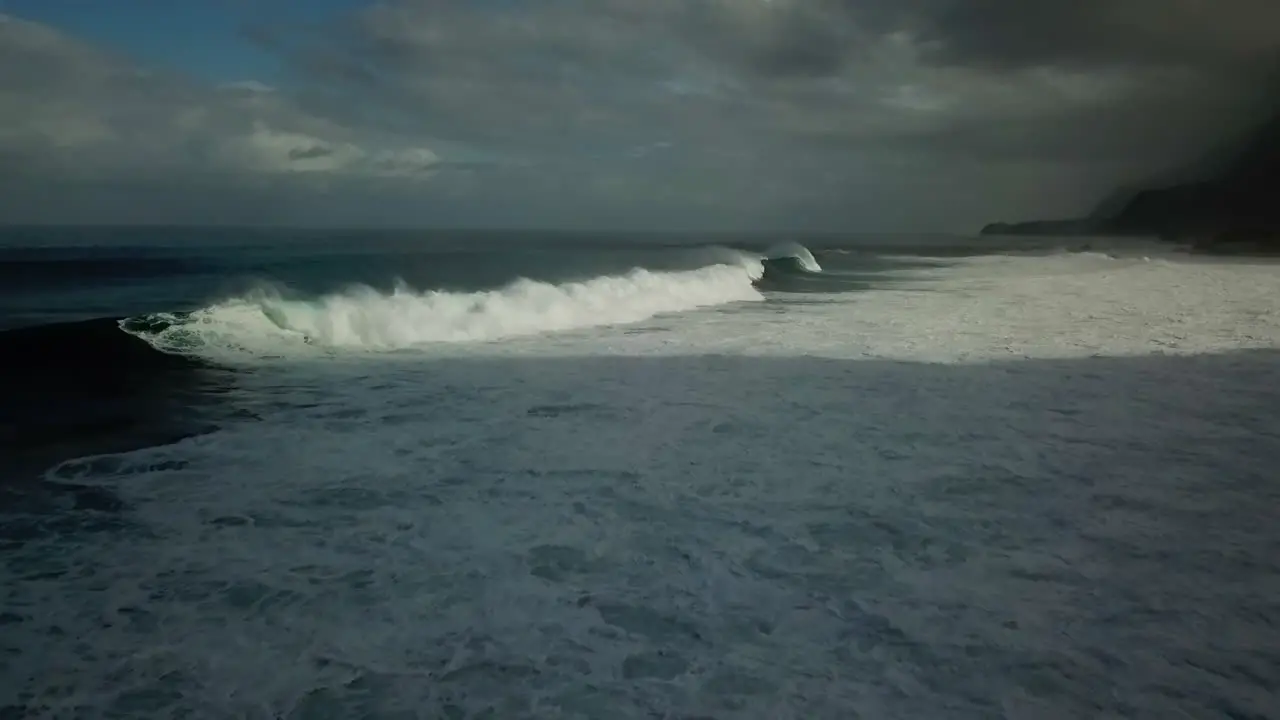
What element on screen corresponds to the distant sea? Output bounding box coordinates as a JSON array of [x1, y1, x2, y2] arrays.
[[2, 226, 1278, 718]]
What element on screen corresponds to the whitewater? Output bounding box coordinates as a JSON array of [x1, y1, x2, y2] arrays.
[[3, 233, 1280, 719], [126, 253, 767, 356]]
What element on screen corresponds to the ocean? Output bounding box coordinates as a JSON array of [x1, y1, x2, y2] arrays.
[[2, 227, 1279, 719]]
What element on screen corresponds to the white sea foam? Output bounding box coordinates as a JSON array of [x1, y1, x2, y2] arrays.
[[7, 249, 1280, 718], [126, 258, 764, 359], [481, 251, 1280, 362]]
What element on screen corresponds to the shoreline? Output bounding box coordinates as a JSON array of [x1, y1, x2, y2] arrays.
[[979, 226, 1280, 258]]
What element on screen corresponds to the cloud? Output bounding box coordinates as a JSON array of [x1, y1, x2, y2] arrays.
[[0, 14, 440, 183], [889, 0, 1280, 71], [3, 2, 1279, 229], [214, 121, 440, 177], [287, 1, 1278, 163]]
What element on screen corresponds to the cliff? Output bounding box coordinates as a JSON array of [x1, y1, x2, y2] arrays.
[[1110, 113, 1280, 249], [981, 112, 1280, 251]]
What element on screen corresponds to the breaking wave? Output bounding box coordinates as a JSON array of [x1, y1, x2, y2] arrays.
[[765, 242, 822, 273], [753, 242, 832, 291], [121, 257, 766, 358]]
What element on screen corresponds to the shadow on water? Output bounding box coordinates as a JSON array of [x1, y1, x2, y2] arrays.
[[5, 348, 1278, 717], [0, 318, 237, 523]]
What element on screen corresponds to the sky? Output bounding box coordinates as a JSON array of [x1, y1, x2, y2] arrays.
[[1, 0, 1278, 232]]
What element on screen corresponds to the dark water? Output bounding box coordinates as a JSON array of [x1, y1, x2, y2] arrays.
[[3, 226, 1276, 719], [0, 226, 970, 480]]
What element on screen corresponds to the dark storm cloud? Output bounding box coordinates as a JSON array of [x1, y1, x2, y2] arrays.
[[293, 0, 1280, 146], [4, 1, 1280, 229], [875, 0, 1280, 171], [891, 0, 1280, 70]]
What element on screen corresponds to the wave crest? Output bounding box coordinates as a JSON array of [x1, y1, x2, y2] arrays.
[[123, 259, 764, 357], [765, 242, 822, 273]]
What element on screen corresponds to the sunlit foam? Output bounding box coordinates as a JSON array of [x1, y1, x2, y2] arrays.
[[123, 258, 765, 359]]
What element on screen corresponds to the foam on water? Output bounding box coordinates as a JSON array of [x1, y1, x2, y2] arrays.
[[501, 251, 1280, 362], [6, 249, 1280, 718], [124, 256, 764, 359]]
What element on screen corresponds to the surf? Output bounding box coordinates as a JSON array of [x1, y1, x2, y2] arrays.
[[0, 317, 228, 481], [121, 257, 767, 358], [752, 242, 830, 291], [764, 242, 823, 273]]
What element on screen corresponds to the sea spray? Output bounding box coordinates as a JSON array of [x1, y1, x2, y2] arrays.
[[123, 258, 766, 357]]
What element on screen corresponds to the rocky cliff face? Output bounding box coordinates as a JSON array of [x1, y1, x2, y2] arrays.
[[1110, 114, 1280, 247], [982, 113, 1280, 250]]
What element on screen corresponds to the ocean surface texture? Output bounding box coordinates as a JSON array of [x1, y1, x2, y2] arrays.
[[2, 228, 1279, 719]]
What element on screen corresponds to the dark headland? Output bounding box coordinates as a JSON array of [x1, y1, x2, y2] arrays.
[[982, 112, 1280, 254]]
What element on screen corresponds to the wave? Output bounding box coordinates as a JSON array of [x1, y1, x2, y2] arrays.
[[764, 242, 823, 273], [0, 317, 199, 375], [760, 255, 820, 277], [0, 318, 224, 480], [121, 257, 766, 357], [752, 242, 828, 291]]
